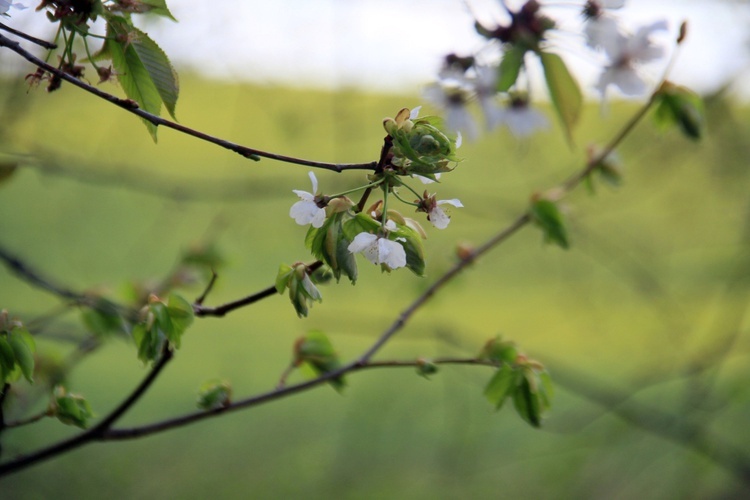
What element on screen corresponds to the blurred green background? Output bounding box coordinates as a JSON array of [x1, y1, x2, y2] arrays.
[[0, 74, 749, 498]]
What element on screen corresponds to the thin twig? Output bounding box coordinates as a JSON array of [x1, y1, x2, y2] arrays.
[[0, 243, 89, 304], [0, 33, 377, 173], [0, 22, 57, 49], [0, 347, 174, 476], [192, 261, 323, 317], [104, 357, 494, 440]]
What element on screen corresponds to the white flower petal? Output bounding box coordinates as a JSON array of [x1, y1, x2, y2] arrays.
[[307, 171, 318, 194], [348, 232, 378, 254], [378, 238, 407, 269], [413, 174, 438, 185], [292, 189, 314, 201], [290, 200, 326, 227], [410, 106, 422, 119], [438, 199, 463, 208], [429, 206, 451, 229]]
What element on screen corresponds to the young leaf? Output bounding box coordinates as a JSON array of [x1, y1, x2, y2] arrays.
[[484, 364, 519, 410], [139, 0, 178, 21], [530, 199, 570, 249], [167, 293, 194, 341], [478, 336, 519, 364], [653, 82, 705, 141], [497, 46, 526, 92], [129, 26, 179, 119], [196, 379, 232, 410], [512, 375, 542, 427], [8, 327, 35, 383], [276, 263, 294, 294], [539, 51, 582, 144], [53, 386, 95, 429], [306, 212, 358, 284], [294, 331, 345, 392], [0, 336, 16, 382], [105, 17, 180, 139], [390, 222, 426, 277]]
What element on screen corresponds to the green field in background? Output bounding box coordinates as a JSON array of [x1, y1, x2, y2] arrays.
[[0, 76, 748, 498]]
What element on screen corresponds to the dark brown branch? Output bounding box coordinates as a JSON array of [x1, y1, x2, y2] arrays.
[[0, 243, 90, 304], [0, 347, 173, 477], [0, 22, 57, 49], [104, 357, 493, 440], [193, 261, 324, 317], [0, 33, 377, 173]]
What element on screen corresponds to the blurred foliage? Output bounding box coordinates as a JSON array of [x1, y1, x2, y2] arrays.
[[0, 75, 748, 498]]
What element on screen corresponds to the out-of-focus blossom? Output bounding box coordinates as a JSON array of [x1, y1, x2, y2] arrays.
[[595, 20, 668, 96], [423, 82, 479, 141], [0, 0, 26, 15], [491, 96, 549, 138]]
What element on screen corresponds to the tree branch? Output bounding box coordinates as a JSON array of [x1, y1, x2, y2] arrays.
[[0, 346, 173, 476], [0, 33, 377, 173]]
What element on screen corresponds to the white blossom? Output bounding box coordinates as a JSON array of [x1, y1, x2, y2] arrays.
[[429, 199, 463, 229], [596, 20, 668, 96], [491, 101, 549, 138], [0, 0, 26, 15], [584, 14, 622, 52], [413, 173, 441, 185], [423, 83, 479, 141], [289, 171, 326, 228], [347, 231, 407, 270]]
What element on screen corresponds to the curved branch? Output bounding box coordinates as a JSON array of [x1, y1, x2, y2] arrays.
[[0, 33, 377, 173], [104, 357, 494, 440], [193, 261, 324, 318], [0, 347, 173, 477]]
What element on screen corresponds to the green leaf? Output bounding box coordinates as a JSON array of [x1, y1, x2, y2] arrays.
[[416, 359, 439, 379], [196, 379, 232, 410], [131, 323, 157, 364], [129, 26, 179, 119], [530, 199, 570, 249], [0, 336, 16, 383], [8, 328, 36, 383], [151, 302, 173, 339], [166, 293, 194, 342], [295, 330, 345, 392], [275, 263, 293, 294], [140, 0, 178, 21], [653, 82, 705, 141], [484, 364, 519, 410], [306, 212, 358, 284], [478, 336, 519, 364], [513, 375, 542, 427], [539, 51, 582, 145], [497, 46, 525, 92], [106, 17, 180, 139], [390, 222, 426, 277], [53, 386, 95, 428]]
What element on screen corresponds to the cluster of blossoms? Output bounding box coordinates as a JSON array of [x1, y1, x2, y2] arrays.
[[423, 0, 668, 140], [289, 108, 463, 273], [582, 0, 668, 97], [280, 108, 463, 315]]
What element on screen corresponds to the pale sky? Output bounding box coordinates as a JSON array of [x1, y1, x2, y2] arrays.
[[4, 0, 750, 98]]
